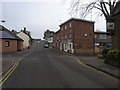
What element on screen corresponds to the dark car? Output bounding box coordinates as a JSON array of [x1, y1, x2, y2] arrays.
[[44, 44, 49, 48]]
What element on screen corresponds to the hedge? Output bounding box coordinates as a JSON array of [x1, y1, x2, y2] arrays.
[[101, 49, 110, 59], [105, 50, 120, 68]]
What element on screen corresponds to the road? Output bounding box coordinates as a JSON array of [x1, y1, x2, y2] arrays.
[[2, 42, 119, 88]]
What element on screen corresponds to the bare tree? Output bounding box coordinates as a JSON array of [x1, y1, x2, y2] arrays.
[[67, 0, 119, 21]]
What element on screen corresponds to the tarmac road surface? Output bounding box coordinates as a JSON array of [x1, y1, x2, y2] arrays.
[[2, 42, 119, 88]]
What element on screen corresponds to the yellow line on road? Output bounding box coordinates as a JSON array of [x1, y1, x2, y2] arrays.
[[75, 58, 119, 83], [0, 62, 17, 82], [0, 52, 31, 87], [0, 61, 19, 87]]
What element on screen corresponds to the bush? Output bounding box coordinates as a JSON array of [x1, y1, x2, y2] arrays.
[[101, 49, 110, 59], [106, 50, 120, 61], [105, 50, 120, 68]]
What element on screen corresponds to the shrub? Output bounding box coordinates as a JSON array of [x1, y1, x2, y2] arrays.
[[105, 50, 120, 67], [106, 50, 120, 61], [101, 49, 110, 59]]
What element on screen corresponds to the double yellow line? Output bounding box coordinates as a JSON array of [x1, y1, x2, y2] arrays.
[[0, 61, 19, 87], [0, 52, 31, 87]]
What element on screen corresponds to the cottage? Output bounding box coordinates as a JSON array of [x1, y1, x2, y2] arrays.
[[17, 28, 32, 49], [0, 25, 23, 53]]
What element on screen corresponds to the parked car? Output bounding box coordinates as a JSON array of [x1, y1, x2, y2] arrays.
[[44, 44, 49, 48]]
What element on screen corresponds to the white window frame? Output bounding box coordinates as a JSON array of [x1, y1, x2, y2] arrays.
[[5, 41, 10, 47], [94, 34, 97, 38], [69, 23, 72, 28], [69, 34, 72, 38], [61, 27, 63, 31], [65, 25, 67, 30], [65, 35, 67, 39]]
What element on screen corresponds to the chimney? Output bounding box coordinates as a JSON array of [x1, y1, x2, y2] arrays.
[[11, 30, 17, 35], [24, 27, 26, 31], [23, 27, 27, 33]]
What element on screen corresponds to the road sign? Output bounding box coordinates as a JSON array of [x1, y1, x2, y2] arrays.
[[107, 22, 115, 31]]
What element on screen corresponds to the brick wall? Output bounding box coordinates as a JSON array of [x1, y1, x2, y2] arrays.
[[94, 33, 111, 43], [0, 39, 17, 52], [73, 20, 94, 55], [112, 13, 120, 49], [17, 41, 23, 51]]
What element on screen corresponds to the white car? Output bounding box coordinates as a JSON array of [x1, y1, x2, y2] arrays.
[[44, 44, 49, 48]]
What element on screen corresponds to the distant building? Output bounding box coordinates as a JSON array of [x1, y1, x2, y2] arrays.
[[17, 27, 32, 49], [32, 39, 41, 43], [0, 25, 23, 53], [53, 30, 60, 49], [43, 30, 54, 46], [53, 18, 95, 55], [94, 32, 112, 53]]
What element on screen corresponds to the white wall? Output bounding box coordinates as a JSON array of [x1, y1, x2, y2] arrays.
[[17, 32, 30, 49]]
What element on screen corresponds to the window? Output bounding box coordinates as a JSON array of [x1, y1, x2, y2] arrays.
[[65, 25, 67, 30], [61, 27, 63, 31], [99, 34, 107, 39], [69, 23, 72, 28], [69, 34, 72, 38], [94, 35, 97, 38], [65, 35, 67, 39], [5, 41, 10, 47]]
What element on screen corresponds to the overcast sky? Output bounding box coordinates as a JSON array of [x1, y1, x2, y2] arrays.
[[0, 0, 106, 39]]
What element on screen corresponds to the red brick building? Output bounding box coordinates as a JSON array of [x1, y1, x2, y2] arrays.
[[94, 32, 112, 53], [0, 25, 23, 53], [53, 30, 60, 49], [53, 18, 95, 55]]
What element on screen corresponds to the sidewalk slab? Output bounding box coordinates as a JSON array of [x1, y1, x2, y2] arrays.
[[49, 48, 120, 79], [75, 55, 120, 79]]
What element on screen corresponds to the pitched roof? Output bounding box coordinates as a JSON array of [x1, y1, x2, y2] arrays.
[[17, 30, 32, 40], [0, 25, 23, 41], [60, 18, 95, 26]]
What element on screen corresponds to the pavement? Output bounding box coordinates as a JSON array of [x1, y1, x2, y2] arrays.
[[52, 48, 120, 80], [73, 55, 120, 79]]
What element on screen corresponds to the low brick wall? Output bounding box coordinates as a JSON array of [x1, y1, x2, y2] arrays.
[[74, 49, 95, 55]]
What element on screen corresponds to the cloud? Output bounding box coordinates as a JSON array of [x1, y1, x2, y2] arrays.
[[1, 0, 62, 2]]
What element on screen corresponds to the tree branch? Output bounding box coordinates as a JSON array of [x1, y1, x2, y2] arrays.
[[100, 1, 108, 19], [102, 2, 110, 16]]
